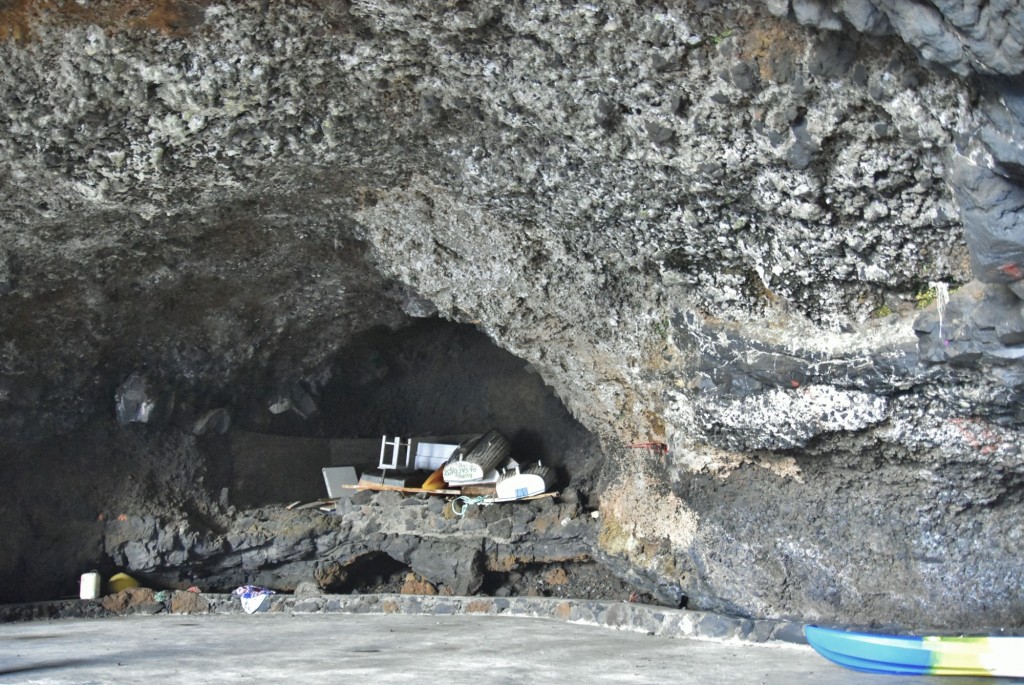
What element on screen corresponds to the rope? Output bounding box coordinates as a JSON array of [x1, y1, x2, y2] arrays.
[[452, 495, 491, 518]]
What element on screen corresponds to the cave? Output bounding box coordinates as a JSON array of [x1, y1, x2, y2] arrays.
[[247, 319, 600, 475], [1, 315, 610, 604], [216, 318, 604, 508], [2, 0, 1024, 633]]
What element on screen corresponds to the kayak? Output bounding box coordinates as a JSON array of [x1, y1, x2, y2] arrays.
[[804, 625, 1024, 678]]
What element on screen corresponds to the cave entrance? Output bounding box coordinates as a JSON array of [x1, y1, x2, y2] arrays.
[[225, 319, 600, 507]]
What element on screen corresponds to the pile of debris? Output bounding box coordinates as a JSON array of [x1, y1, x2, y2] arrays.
[[308, 430, 556, 513]]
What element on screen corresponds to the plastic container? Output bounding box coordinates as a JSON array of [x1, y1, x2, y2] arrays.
[[79, 572, 101, 600], [107, 572, 139, 594]]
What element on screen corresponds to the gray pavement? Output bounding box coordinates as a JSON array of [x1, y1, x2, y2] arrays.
[[0, 613, 1012, 684]]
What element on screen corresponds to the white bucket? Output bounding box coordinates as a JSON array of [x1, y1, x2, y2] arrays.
[[79, 572, 101, 600]]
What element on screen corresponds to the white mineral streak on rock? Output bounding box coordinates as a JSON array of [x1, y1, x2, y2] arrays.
[[706, 385, 890, 450], [672, 441, 805, 482]]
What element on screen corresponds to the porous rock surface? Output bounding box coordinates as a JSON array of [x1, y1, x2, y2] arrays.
[[1, 0, 1023, 631]]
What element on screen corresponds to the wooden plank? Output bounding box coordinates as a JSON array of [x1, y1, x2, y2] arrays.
[[459, 484, 497, 497], [340, 483, 559, 502], [292, 498, 338, 510]]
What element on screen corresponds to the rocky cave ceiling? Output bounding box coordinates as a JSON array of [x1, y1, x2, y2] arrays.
[[1, 0, 1023, 631]]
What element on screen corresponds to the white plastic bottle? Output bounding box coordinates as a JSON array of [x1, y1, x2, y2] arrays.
[[79, 572, 101, 600]]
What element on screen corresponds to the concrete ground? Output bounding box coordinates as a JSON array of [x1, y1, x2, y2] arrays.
[[0, 613, 1008, 684]]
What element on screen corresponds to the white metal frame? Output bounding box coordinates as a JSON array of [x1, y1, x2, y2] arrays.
[[378, 435, 413, 471]]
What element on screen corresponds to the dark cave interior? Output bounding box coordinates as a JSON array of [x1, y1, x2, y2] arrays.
[[225, 318, 604, 504], [1, 316, 607, 603]]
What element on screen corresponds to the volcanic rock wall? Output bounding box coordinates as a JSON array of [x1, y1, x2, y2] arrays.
[[1, 0, 1023, 630]]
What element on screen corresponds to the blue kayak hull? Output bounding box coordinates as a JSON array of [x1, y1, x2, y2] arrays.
[[804, 625, 1024, 678]]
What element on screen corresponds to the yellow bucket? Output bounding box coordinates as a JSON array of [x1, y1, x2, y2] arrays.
[[107, 572, 140, 594]]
